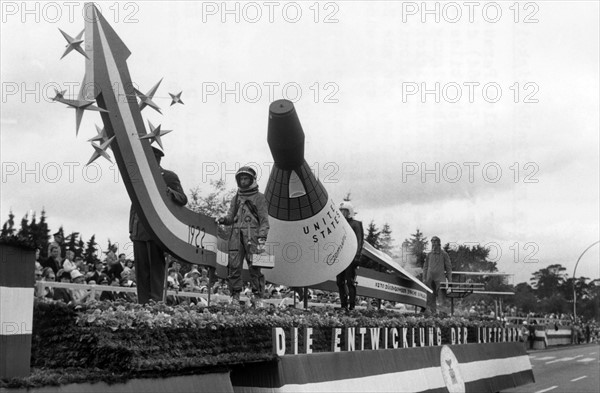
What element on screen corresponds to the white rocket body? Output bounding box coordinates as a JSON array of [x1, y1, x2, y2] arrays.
[[262, 100, 359, 287], [264, 197, 357, 286]]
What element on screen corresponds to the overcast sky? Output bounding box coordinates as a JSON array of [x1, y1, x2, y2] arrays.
[[1, 1, 598, 284]]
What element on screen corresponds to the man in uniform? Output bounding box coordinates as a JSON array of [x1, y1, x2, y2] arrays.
[[129, 147, 187, 304], [423, 236, 452, 315], [336, 201, 364, 310]]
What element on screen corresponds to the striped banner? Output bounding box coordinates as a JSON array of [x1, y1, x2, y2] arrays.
[[230, 342, 534, 393], [0, 245, 35, 378]]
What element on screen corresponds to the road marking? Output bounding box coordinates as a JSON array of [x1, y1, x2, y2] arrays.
[[577, 358, 595, 363], [545, 355, 582, 364], [535, 356, 556, 361], [571, 376, 587, 382], [589, 352, 596, 355], [534, 386, 557, 393]]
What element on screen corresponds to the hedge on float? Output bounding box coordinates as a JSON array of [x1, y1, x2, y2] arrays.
[[2, 299, 508, 389]]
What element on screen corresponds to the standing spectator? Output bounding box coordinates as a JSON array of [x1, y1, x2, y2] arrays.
[[528, 324, 536, 349], [169, 259, 185, 283], [129, 147, 187, 304], [96, 274, 110, 298], [38, 268, 56, 299], [74, 256, 85, 271], [34, 267, 43, 296], [423, 236, 452, 316], [71, 270, 90, 304], [105, 251, 124, 282], [217, 166, 270, 307], [53, 270, 74, 303], [126, 260, 136, 283], [47, 231, 64, 258], [42, 245, 62, 274], [62, 250, 77, 273], [167, 268, 181, 290], [198, 268, 210, 288], [87, 261, 105, 283], [118, 253, 127, 266], [585, 323, 591, 343], [122, 259, 132, 275], [184, 266, 202, 288], [120, 270, 136, 287], [100, 277, 120, 301], [34, 267, 42, 282], [166, 268, 183, 305], [35, 248, 43, 272], [335, 201, 364, 311], [520, 321, 529, 348]]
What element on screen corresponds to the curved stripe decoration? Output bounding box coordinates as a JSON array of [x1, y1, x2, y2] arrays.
[[83, 4, 219, 266]]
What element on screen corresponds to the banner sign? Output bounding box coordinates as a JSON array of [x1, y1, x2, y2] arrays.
[[311, 267, 428, 308]]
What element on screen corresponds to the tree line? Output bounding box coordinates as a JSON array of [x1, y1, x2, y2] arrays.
[[1, 209, 110, 264]]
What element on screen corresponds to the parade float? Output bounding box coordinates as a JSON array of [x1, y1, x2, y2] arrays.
[[1, 4, 534, 392]]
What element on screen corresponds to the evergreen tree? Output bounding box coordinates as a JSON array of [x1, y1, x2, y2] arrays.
[[358, 220, 381, 270], [365, 220, 381, 249], [19, 213, 31, 238], [16, 212, 38, 249], [37, 209, 50, 258], [84, 235, 99, 264], [29, 212, 38, 247], [77, 236, 86, 259], [1, 210, 37, 249], [65, 232, 80, 254], [1, 210, 16, 236], [379, 223, 394, 257], [404, 229, 428, 269]]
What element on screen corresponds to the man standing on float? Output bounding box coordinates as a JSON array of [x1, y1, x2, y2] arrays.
[[218, 167, 270, 306], [129, 147, 188, 304], [336, 201, 364, 310], [423, 236, 452, 315]]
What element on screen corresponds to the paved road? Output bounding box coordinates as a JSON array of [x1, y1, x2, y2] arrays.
[[503, 344, 599, 393]]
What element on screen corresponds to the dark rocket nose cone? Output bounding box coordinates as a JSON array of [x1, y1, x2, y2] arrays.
[[268, 100, 305, 170]]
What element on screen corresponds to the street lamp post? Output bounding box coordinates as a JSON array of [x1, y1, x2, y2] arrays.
[[573, 240, 600, 320]]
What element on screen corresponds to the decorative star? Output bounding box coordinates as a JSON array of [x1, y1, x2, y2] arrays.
[[139, 120, 172, 150], [58, 28, 89, 59], [86, 136, 116, 166], [87, 124, 109, 144], [53, 79, 108, 136], [134, 78, 163, 114], [58, 97, 108, 136], [169, 91, 184, 106], [52, 89, 66, 101]]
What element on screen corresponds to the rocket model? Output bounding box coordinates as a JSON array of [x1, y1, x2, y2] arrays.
[[262, 100, 357, 287]]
